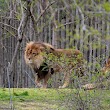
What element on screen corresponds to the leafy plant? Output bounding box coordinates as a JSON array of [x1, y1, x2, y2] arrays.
[[102, 2, 110, 12]]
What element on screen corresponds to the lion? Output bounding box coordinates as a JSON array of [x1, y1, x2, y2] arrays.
[[82, 57, 110, 90], [24, 41, 84, 88]]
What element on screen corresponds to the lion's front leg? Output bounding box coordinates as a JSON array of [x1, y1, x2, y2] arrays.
[[35, 75, 43, 88], [59, 72, 70, 89], [42, 73, 51, 88]]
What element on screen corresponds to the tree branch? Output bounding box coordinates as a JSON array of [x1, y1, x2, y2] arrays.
[[29, 1, 56, 31], [8, 0, 31, 76], [73, 0, 85, 28]]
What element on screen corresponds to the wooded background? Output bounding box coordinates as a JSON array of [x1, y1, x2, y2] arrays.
[[0, 0, 110, 88]]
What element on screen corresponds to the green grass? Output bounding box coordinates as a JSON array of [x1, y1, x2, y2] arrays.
[[0, 88, 110, 110], [0, 88, 74, 102]]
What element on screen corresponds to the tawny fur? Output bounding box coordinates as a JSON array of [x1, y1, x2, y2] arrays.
[[102, 57, 110, 74], [24, 41, 84, 88], [82, 57, 110, 90]]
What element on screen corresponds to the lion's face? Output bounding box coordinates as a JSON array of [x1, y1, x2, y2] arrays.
[[24, 42, 44, 68]]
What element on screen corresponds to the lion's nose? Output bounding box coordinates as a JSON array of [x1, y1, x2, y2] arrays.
[[28, 57, 30, 60]]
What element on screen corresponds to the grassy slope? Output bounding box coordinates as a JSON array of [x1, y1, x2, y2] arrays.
[[0, 88, 110, 110]]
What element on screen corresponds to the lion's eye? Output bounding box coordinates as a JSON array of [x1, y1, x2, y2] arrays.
[[33, 53, 36, 55]]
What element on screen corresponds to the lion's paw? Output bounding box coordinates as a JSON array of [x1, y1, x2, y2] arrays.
[[59, 86, 66, 89]]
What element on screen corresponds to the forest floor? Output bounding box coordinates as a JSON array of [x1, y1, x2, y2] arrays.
[[0, 88, 110, 110]]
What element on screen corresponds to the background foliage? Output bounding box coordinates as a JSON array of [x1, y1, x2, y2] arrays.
[[0, 0, 110, 109]]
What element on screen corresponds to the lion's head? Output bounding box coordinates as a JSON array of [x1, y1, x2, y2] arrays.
[[24, 41, 54, 68]]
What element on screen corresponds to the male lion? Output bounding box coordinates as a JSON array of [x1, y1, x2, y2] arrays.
[[24, 41, 84, 88]]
